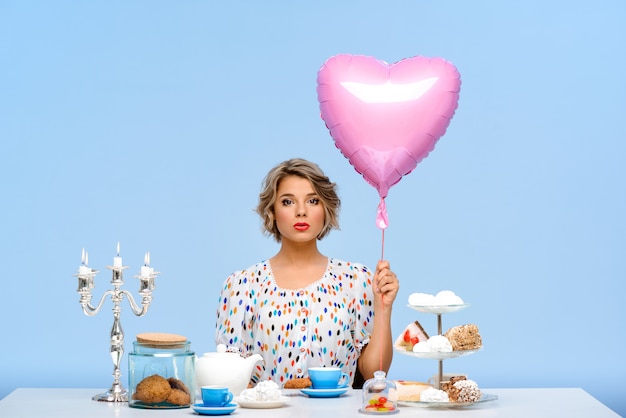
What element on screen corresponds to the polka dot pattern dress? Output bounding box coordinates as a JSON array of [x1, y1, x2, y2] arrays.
[[216, 258, 375, 386]]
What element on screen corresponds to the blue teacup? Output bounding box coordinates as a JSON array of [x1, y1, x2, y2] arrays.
[[201, 385, 233, 407], [308, 367, 349, 389]]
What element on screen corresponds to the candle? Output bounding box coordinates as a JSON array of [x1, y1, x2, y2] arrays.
[[79, 249, 91, 275], [113, 242, 122, 268], [140, 251, 152, 277]]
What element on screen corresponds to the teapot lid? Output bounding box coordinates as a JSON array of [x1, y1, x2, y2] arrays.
[[202, 344, 254, 359], [203, 344, 237, 356]]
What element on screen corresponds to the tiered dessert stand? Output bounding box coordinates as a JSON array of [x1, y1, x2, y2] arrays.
[[394, 303, 497, 408], [397, 303, 479, 389]]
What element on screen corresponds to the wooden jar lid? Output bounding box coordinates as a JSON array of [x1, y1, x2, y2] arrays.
[[136, 332, 187, 347]]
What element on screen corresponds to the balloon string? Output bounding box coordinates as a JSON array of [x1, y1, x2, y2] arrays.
[[379, 297, 384, 371], [381, 228, 385, 261], [379, 228, 385, 372]]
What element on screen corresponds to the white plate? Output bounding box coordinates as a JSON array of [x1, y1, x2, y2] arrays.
[[397, 393, 498, 408], [233, 396, 289, 409], [300, 387, 349, 398], [406, 303, 469, 314]]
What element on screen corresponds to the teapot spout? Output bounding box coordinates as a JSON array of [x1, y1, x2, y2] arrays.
[[246, 353, 263, 365]]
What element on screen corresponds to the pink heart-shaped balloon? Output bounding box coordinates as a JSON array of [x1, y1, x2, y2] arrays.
[[317, 54, 461, 199]]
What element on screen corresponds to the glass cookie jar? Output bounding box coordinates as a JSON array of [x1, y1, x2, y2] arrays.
[[128, 333, 195, 409], [360, 370, 399, 414]]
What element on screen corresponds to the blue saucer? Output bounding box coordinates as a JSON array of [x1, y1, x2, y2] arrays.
[[300, 387, 349, 398], [192, 402, 238, 415]]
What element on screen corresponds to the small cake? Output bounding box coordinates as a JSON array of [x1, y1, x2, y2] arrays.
[[423, 335, 452, 353], [420, 387, 449, 402], [442, 376, 482, 403], [240, 380, 281, 401], [394, 321, 429, 351], [433, 290, 463, 305], [408, 292, 436, 306], [392, 381, 433, 401], [444, 324, 482, 351], [408, 290, 464, 306]]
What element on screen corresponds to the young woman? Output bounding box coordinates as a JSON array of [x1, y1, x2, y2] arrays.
[[216, 158, 399, 388]]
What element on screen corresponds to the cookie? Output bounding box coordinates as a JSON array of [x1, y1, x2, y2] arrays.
[[167, 388, 191, 406], [167, 377, 190, 395], [283, 377, 312, 389], [133, 374, 172, 404]]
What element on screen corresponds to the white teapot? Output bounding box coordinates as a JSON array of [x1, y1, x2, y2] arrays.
[[195, 344, 263, 397]]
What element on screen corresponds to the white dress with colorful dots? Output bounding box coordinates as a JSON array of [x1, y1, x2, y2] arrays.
[[216, 258, 375, 386]]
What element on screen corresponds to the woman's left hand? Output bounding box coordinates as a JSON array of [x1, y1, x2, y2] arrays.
[[373, 260, 399, 309]]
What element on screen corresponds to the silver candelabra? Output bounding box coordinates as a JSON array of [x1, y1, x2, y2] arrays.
[[74, 244, 158, 402]]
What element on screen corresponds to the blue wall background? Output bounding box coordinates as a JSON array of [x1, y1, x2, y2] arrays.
[[1, 1, 624, 416]]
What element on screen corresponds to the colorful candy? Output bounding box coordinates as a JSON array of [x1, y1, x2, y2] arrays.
[[364, 395, 396, 412]]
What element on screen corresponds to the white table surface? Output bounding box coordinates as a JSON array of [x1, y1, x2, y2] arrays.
[[0, 387, 620, 418]]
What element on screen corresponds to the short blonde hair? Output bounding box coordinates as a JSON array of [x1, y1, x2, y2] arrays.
[[256, 158, 340, 242]]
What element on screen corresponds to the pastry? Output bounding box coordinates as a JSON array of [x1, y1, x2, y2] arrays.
[[414, 335, 452, 353], [394, 321, 429, 351], [419, 387, 449, 402], [393, 380, 433, 401], [444, 324, 482, 351], [241, 380, 281, 401], [408, 290, 463, 306], [441, 376, 482, 402]]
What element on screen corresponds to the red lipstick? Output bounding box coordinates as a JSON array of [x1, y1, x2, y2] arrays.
[[294, 222, 310, 231]]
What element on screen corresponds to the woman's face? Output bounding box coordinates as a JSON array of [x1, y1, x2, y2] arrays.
[[273, 175, 325, 243]]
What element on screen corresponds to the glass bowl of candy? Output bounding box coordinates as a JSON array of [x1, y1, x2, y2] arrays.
[[359, 370, 398, 414]]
